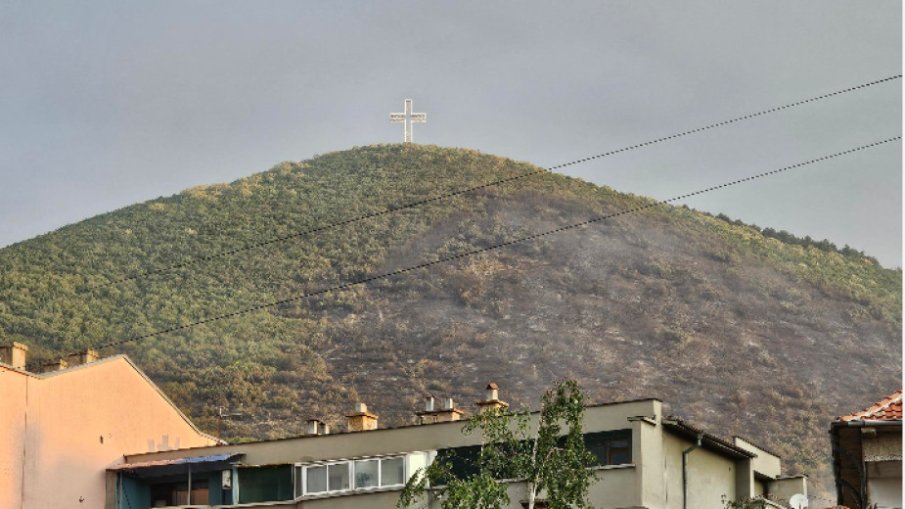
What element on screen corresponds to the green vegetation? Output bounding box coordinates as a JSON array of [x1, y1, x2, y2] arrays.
[[398, 379, 595, 509], [0, 144, 899, 496]]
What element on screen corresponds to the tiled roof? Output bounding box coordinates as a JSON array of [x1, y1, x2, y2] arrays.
[[837, 390, 902, 422]]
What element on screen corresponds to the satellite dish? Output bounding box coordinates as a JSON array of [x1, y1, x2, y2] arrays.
[[789, 493, 808, 509]]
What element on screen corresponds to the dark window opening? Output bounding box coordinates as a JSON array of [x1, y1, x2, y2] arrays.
[[434, 445, 482, 483], [238, 465, 293, 504], [149, 480, 209, 507], [584, 429, 632, 466], [435, 430, 632, 485]]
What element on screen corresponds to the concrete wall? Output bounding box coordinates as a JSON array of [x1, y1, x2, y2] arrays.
[[660, 431, 737, 509], [767, 476, 807, 501], [0, 356, 218, 509], [867, 460, 902, 509], [0, 365, 29, 509], [733, 437, 781, 478], [868, 477, 902, 508], [862, 429, 902, 462]]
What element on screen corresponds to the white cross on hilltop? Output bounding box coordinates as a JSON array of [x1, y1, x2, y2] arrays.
[[389, 98, 427, 143]]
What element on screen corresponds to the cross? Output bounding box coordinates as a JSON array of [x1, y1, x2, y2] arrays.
[[389, 98, 427, 143]]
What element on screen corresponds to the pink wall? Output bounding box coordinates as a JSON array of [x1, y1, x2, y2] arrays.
[[0, 356, 218, 509], [0, 366, 29, 508]]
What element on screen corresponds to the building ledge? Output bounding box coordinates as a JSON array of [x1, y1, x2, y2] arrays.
[[591, 463, 636, 471]]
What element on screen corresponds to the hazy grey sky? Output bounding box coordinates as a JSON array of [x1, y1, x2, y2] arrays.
[[0, 1, 901, 266]]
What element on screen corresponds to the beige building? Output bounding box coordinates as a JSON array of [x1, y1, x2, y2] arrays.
[[831, 390, 902, 509], [0, 343, 220, 509], [107, 388, 806, 509]]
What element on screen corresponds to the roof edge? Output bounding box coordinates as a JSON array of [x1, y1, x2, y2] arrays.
[[662, 418, 756, 459]]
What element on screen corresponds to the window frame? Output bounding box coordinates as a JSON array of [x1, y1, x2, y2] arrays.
[[584, 429, 633, 467], [295, 454, 408, 497]]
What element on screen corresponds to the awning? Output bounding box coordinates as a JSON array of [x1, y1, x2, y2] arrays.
[[109, 452, 243, 478]]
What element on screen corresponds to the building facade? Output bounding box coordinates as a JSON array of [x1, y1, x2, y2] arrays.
[[107, 390, 806, 509], [831, 390, 902, 509], [0, 343, 220, 509]]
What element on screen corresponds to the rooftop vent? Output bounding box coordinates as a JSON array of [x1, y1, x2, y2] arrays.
[[306, 419, 330, 436], [0, 342, 28, 370], [476, 382, 509, 413], [64, 349, 99, 367], [346, 403, 378, 432], [41, 359, 69, 373], [417, 396, 465, 424]]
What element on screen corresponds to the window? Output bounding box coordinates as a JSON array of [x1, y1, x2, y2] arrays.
[[434, 445, 482, 482], [355, 459, 380, 488], [238, 466, 293, 503], [328, 463, 350, 491], [306, 465, 327, 494], [297, 455, 408, 496], [380, 457, 405, 486], [584, 429, 632, 466]]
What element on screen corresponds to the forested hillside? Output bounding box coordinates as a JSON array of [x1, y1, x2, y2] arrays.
[[0, 145, 899, 495]]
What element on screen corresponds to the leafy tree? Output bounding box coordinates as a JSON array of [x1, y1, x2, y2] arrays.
[[398, 379, 597, 509], [722, 496, 767, 508]]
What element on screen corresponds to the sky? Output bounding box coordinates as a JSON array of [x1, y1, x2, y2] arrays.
[[0, 1, 901, 266]]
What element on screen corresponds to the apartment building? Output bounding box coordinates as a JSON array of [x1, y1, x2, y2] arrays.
[[107, 385, 806, 509], [0, 343, 220, 509]]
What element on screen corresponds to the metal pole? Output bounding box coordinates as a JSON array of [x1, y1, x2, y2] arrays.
[[682, 433, 703, 509], [187, 465, 192, 505]]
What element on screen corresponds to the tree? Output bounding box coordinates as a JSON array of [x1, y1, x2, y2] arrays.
[[721, 496, 767, 509], [397, 379, 597, 509]]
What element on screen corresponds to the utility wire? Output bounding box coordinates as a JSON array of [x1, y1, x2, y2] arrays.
[[88, 74, 901, 289], [71, 136, 899, 357]]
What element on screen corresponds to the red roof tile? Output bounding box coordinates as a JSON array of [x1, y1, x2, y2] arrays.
[[837, 390, 902, 422]]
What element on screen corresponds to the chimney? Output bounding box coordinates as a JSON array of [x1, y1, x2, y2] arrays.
[[306, 419, 330, 436], [65, 349, 99, 367], [41, 359, 69, 373], [476, 382, 509, 413], [0, 342, 29, 370], [417, 396, 465, 424], [346, 403, 378, 432]]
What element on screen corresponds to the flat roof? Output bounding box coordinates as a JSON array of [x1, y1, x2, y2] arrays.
[[124, 396, 662, 458]]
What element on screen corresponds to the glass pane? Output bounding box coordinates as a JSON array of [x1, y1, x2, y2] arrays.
[[354, 459, 380, 489], [328, 463, 350, 491], [381, 457, 405, 486], [306, 466, 327, 494], [584, 430, 632, 466], [608, 441, 631, 465], [239, 466, 294, 503]]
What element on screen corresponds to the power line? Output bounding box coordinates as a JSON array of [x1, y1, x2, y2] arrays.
[[88, 74, 901, 289], [73, 136, 899, 357]]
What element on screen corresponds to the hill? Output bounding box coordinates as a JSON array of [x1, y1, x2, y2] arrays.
[[0, 144, 900, 495]]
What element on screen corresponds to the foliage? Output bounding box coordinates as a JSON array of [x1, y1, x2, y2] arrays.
[[398, 379, 596, 509], [722, 496, 767, 509]]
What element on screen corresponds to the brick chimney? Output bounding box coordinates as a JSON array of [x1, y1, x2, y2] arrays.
[[476, 382, 509, 413], [306, 419, 330, 435], [0, 342, 29, 370], [41, 359, 69, 373], [346, 403, 378, 432], [417, 396, 465, 424], [64, 349, 99, 367]]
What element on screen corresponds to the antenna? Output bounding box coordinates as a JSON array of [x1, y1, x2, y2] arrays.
[[216, 406, 244, 438], [789, 493, 808, 509]]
